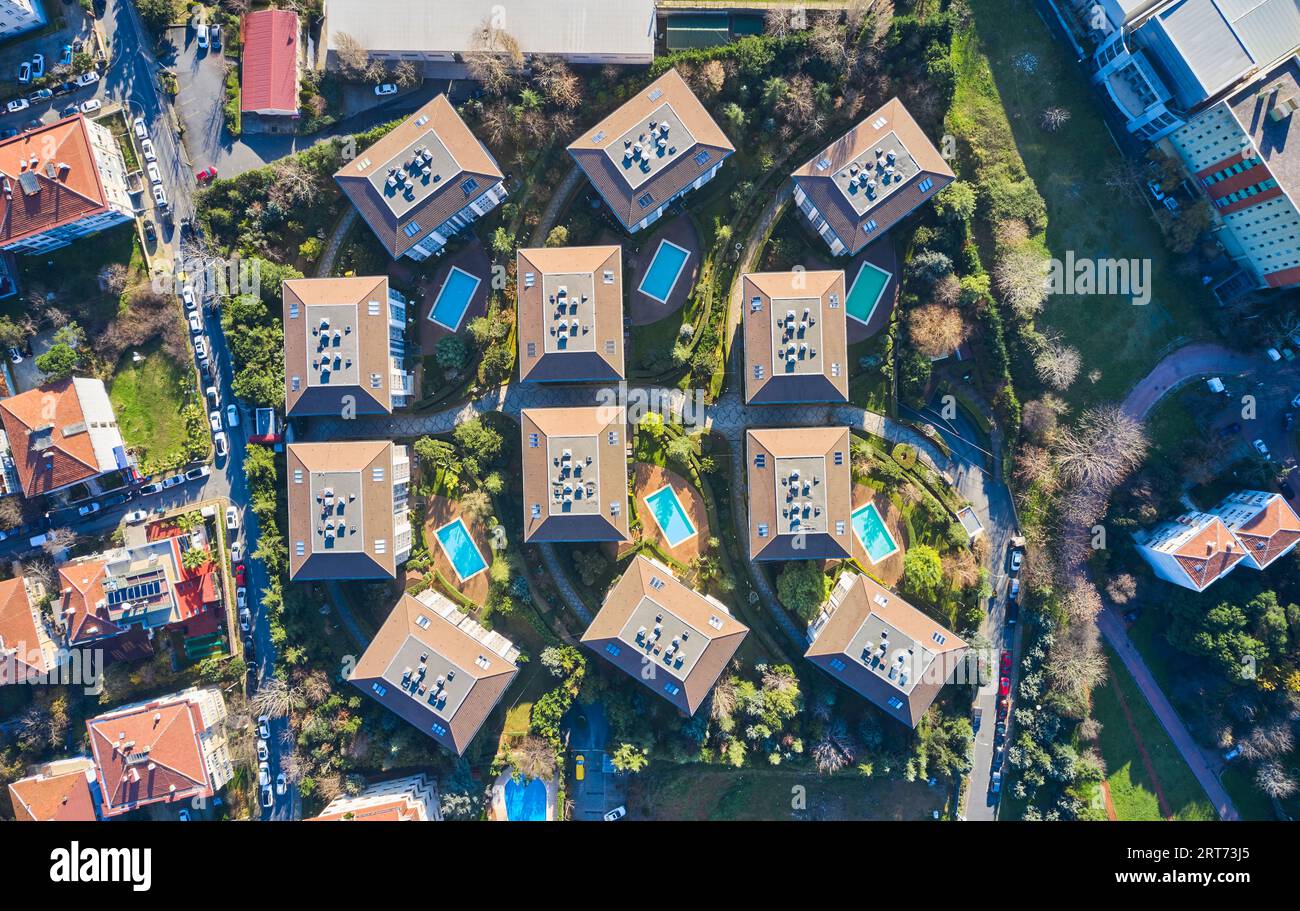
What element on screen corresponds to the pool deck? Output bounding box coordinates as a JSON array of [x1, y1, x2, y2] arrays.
[[624, 463, 712, 564], [627, 216, 701, 326], [788, 233, 899, 346], [416, 240, 493, 352], [489, 768, 559, 821], [850, 483, 906, 586], [421, 494, 492, 605]]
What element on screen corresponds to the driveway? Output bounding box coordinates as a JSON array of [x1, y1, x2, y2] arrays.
[[565, 702, 626, 820]]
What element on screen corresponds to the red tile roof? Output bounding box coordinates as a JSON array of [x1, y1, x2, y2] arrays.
[[1233, 496, 1300, 569], [8, 768, 97, 821], [87, 697, 213, 816], [1172, 517, 1247, 590], [0, 378, 102, 497], [241, 10, 300, 115], [0, 116, 111, 248], [0, 576, 49, 679]]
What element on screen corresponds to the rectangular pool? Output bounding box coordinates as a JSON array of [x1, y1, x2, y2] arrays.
[[846, 261, 892, 326], [429, 267, 481, 332], [434, 517, 489, 581], [638, 240, 691, 304], [851, 502, 899, 564], [644, 484, 697, 547]]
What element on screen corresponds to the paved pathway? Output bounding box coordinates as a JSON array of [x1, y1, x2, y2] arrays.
[[1120, 342, 1258, 420], [1097, 608, 1240, 820], [315, 209, 358, 279], [536, 544, 594, 625], [529, 165, 584, 247]]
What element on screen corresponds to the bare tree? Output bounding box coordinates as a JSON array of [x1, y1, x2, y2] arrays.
[[697, 59, 727, 99], [0, 496, 23, 531], [267, 158, 318, 209], [392, 60, 421, 91], [533, 56, 581, 110], [907, 304, 967, 359], [994, 244, 1051, 320], [1039, 107, 1071, 132], [465, 19, 523, 96], [478, 102, 513, 147], [1034, 336, 1082, 391], [1239, 720, 1295, 762], [42, 527, 76, 557], [1022, 395, 1065, 444], [1062, 580, 1103, 625], [1255, 761, 1298, 799], [1047, 623, 1107, 710], [333, 32, 372, 82], [1055, 405, 1149, 491], [511, 735, 557, 780], [250, 676, 300, 719], [1105, 573, 1137, 604], [98, 263, 129, 296], [1103, 158, 1147, 195], [1014, 444, 1059, 494]]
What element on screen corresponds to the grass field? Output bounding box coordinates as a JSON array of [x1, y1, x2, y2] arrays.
[[957, 0, 1215, 407], [628, 764, 945, 820], [1091, 644, 1215, 820], [13, 224, 142, 330], [108, 342, 199, 474]]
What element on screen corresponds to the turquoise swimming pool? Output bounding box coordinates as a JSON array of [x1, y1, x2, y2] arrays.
[[638, 240, 691, 303], [851, 502, 899, 564], [503, 776, 547, 821], [429, 267, 481, 331], [846, 261, 892, 326], [434, 517, 488, 581], [644, 484, 697, 547]]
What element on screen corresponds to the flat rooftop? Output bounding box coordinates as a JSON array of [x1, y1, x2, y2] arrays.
[[616, 593, 709, 682], [542, 271, 598, 354], [367, 131, 463, 221], [308, 468, 366, 555], [379, 633, 475, 724], [768, 295, 826, 378], [601, 101, 698, 192], [546, 435, 603, 517], [844, 609, 940, 696], [826, 134, 922, 217], [773, 455, 830, 536]]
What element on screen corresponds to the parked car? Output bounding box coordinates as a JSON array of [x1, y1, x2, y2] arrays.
[[17, 62, 30, 84], [161, 475, 185, 489], [258, 762, 270, 788], [1253, 438, 1271, 457], [194, 336, 207, 359], [234, 563, 247, 586], [185, 465, 212, 481], [239, 609, 251, 633], [205, 386, 218, 406], [6, 98, 29, 114], [182, 285, 196, 309], [28, 88, 52, 102], [1000, 650, 1012, 674], [257, 739, 268, 762], [74, 71, 99, 87], [77, 502, 101, 517], [142, 218, 157, 243], [1008, 578, 1020, 603], [1008, 547, 1024, 575], [208, 409, 221, 432], [124, 509, 148, 524], [210, 25, 222, 49], [226, 506, 239, 531], [178, 809, 191, 822], [236, 588, 247, 610], [231, 540, 244, 562], [58, 103, 78, 118], [195, 165, 217, 183], [1219, 421, 1242, 438], [990, 770, 1002, 796], [58, 44, 73, 67], [998, 676, 1011, 697], [1281, 478, 1297, 501], [53, 81, 75, 96], [375, 83, 398, 96], [0, 128, 17, 138], [7, 347, 22, 364], [132, 116, 147, 139], [79, 99, 102, 115], [1223, 745, 1243, 762], [147, 161, 162, 184], [971, 706, 982, 732], [151, 183, 167, 207], [197, 26, 209, 49], [140, 138, 156, 161], [603, 806, 627, 821], [261, 787, 273, 809], [225, 404, 239, 427], [139, 482, 164, 495], [574, 754, 585, 781], [30, 54, 44, 79], [188, 312, 201, 332], [275, 772, 287, 796], [1005, 599, 1020, 626], [214, 432, 228, 458]]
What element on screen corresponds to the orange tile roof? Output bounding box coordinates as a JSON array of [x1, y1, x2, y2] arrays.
[[241, 10, 299, 115], [0, 116, 111, 247], [0, 576, 49, 678], [8, 768, 97, 821], [1172, 517, 1247, 590], [1233, 496, 1300, 569], [87, 697, 214, 816], [0, 378, 101, 497], [742, 270, 850, 404]]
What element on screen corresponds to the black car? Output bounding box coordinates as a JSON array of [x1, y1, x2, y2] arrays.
[[0, 128, 17, 139], [1005, 599, 1020, 626], [1281, 477, 1297, 501], [142, 219, 156, 242], [53, 81, 76, 96], [59, 104, 77, 118]]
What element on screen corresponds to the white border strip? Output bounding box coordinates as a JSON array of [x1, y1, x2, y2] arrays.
[[637, 239, 692, 305], [433, 516, 489, 582], [428, 266, 482, 332]]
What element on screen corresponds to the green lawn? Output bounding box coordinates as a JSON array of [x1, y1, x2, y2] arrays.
[[958, 0, 1216, 406], [629, 763, 945, 820], [108, 343, 201, 475], [1091, 644, 1216, 820], [13, 224, 142, 330]]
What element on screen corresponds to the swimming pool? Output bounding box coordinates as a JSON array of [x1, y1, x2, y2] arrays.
[[638, 240, 691, 304], [434, 517, 488, 582], [503, 776, 547, 821], [851, 502, 900, 564], [429, 267, 481, 332], [644, 484, 697, 547], [846, 261, 892, 326]]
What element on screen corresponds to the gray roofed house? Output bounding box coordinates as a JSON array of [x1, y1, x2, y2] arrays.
[[581, 555, 748, 715], [805, 570, 968, 728], [568, 69, 735, 233], [333, 94, 506, 261], [349, 590, 519, 755]]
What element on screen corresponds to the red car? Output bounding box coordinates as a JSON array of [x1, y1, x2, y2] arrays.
[[1000, 650, 1013, 673], [195, 166, 218, 183], [999, 676, 1011, 697], [233, 563, 247, 586]]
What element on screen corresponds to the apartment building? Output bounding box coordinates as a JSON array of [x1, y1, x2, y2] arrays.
[[745, 427, 853, 561], [0, 574, 57, 685], [742, 270, 849, 404], [517, 245, 625, 383], [520, 406, 630, 543], [306, 773, 441, 821], [7, 757, 100, 822]]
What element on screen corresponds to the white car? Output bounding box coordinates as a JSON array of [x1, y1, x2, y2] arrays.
[[79, 99, 102, 115], [182, 285, 196, 309], [237, 587, 247, 609], [226, 506, 239, 531], [7, 347, 23, 364], [194, 337, 207, 359], [30, 54, 43, 79], [197, 25, 209, 49], [257, 739, 268, 762], [162, 475, 185, 489], [226, 404, 239, 427], [151, 183, 167, 207], [132, 116, 147, 139], [603, 805, 627, 821], [74, 71, 100, 87], [275, 772, 287, 796], [1252, 438, 1270, 457], [6, 98, 29, 114], [257, 715, 271, 739], [208, 409, 222, 432], [231, 540, 245, 563], [258, 761, 270, 788], [147, 161, 162, 184], [214, 432, 228, 458], [185, 464, 212, 481], [140, 138, 156, 162], [205, 385, 218, 406], [77, 502, 101, 517], [374, 83, 398, 96], [16, 62, 30, 84], [239, 608, 251, 633], [188, 312, 202, 332], [124, 509, 148, 524]]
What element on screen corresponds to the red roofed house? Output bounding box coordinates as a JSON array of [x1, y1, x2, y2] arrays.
[[86, 686, 234, 818], [56, 534, 222, 663], [0, 377, 129, 500], [241, 9, 300, 118], [306, 773, 441, 821], [0, 574, 58, 685], [1134, 490, 1300, 592], [0, 114, 134, 254], [7, 757, 100, 821]]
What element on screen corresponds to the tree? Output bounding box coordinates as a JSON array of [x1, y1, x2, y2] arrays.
[[136, 0, 173, 32], [720, 102, 747, 134], [511, 735, 557, 781], [435, 334, 469, 372], [182, 546, 211, 572], [460, 489, 492, 521], [907, 304, 967, 359], [534, 56, 581, 110], [453, 417, 503, 468], [902, 545, 944, 603], [1256, 762, 1298, 799], [1106, 573, 1137, 604], [1039, 107, 1071, 132], [393, 60, 421, 90], [0, 496, 22, 531], [42, 527, 76, 557], [572, 549, 607, 587], [1034, 337, 1081, 391], [994, 244, 1050, 320], [465, 19, 522, 95], [333, 32, 373, 81], [35, 343, 79, 380], [610, 743, 649, 773], [934, 181, 977, 223], [776, 562, 830, 624], [544, 226, 568, 248], [251, 677, 300, 719], [1054, 405, 1149, 491]]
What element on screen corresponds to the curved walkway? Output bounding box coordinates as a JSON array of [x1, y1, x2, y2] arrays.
[[1121, 342, 1259, 420], [314, 208, 358, 278]]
